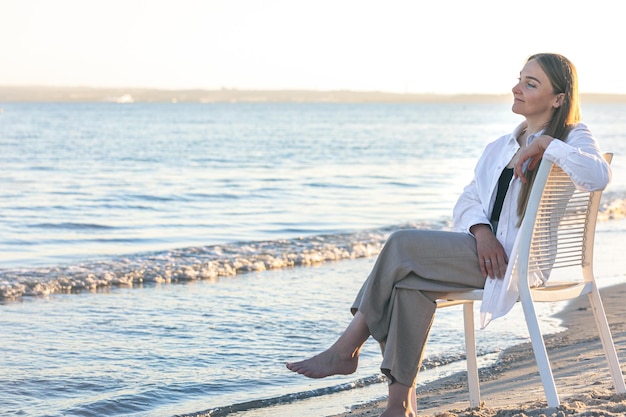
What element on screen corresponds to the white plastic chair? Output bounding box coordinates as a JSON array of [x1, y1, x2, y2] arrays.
[[437, 154, 625, 408]]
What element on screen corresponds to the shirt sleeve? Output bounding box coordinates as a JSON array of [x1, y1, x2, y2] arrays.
[[542, 123, 612, 191], [453, 177, 491, 235]]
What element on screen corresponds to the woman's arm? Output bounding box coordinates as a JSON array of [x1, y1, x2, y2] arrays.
[[453, 156, 509, 279], [452, 177, 491, 235], [514, 123, 611, 190]]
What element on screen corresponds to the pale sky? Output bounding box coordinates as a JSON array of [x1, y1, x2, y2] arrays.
[[1, 0, 625, 95]]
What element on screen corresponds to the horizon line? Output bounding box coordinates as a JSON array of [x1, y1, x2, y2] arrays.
[[2, 85, 626, 104]]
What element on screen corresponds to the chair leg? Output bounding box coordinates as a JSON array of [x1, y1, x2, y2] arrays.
[[520, 298, 560, 407], [587, 285, 626, 393], [463, 301, 481, 408]]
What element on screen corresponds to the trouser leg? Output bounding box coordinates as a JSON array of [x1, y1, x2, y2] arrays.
[[351, 229, 485, 385], [380, 286, 436, 386]]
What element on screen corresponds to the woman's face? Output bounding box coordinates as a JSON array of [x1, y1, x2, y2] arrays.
[[511, 59, 563, 124]]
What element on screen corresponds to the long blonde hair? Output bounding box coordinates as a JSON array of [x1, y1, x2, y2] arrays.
[[516, 53, 581, 225]]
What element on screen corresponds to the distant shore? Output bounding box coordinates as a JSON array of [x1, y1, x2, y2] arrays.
[[2, 86, 626, 104]]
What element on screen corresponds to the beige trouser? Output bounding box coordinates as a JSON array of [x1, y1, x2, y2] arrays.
[[351, 229, 486, 387]]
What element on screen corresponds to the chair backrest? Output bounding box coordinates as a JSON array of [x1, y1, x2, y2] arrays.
[[515, 153, 612, 287]]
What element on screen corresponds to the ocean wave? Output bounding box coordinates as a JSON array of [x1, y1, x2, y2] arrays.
[[1, 194, 624, 301], [27, 222, 117, 230], [597, 194, 626, 221], [179, 374, 387, 417], [0, 220, 447, 300], [177, 350, 497, 417]]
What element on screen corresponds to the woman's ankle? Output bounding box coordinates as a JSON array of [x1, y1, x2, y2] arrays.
[[382, 381, 416, 417]]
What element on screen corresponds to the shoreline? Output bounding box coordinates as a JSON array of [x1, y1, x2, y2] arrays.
[[329, 282, 626, 417], [2, 86, 626, 104]]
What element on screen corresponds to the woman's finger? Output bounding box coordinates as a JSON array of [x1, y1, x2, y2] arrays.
[[483, 258, 494, 278]]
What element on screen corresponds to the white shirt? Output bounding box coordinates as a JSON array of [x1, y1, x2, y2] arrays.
[[452, 122, 611, 328]]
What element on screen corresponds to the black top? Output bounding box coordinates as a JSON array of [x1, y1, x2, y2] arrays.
[[490, 167, 514, 231]]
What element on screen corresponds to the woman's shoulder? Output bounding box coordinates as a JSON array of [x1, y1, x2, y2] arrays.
[[565, 122, 594, 141], [569, 121, 590, 131], [478, 131, 519, 166]]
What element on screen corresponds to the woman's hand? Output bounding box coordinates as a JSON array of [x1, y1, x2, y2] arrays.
[[470, 224, 508, 279], [514, 135, 555, 183]]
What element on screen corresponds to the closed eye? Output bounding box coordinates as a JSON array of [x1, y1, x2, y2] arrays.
[[518, 77, 538, 89]]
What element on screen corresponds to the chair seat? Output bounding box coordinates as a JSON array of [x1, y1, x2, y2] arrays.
[[437, 281, 593, 307], [436, 290, 482, 308], [531, 281, 593, 302]]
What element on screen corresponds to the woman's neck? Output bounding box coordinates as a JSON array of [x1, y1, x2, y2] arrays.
[[524, 116, 550, 139]]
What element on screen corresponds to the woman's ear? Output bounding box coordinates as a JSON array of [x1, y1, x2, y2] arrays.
[[553, 93, 565, 109]]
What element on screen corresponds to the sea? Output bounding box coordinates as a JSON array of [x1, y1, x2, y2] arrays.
[[1, 101, 626, 417]]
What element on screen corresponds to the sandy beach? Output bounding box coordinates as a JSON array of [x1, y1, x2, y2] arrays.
[[328, 279, 626, 417]]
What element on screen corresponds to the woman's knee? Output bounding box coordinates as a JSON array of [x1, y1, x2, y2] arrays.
[[386, 229, 415, 246]]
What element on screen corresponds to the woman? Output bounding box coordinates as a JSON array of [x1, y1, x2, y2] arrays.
[[286, 53, 611, 417]]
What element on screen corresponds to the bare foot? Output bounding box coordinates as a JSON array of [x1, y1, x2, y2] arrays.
[[380, 405, 415, 417], [286, 346, 359, 378], [287, 311, 369, 379]]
